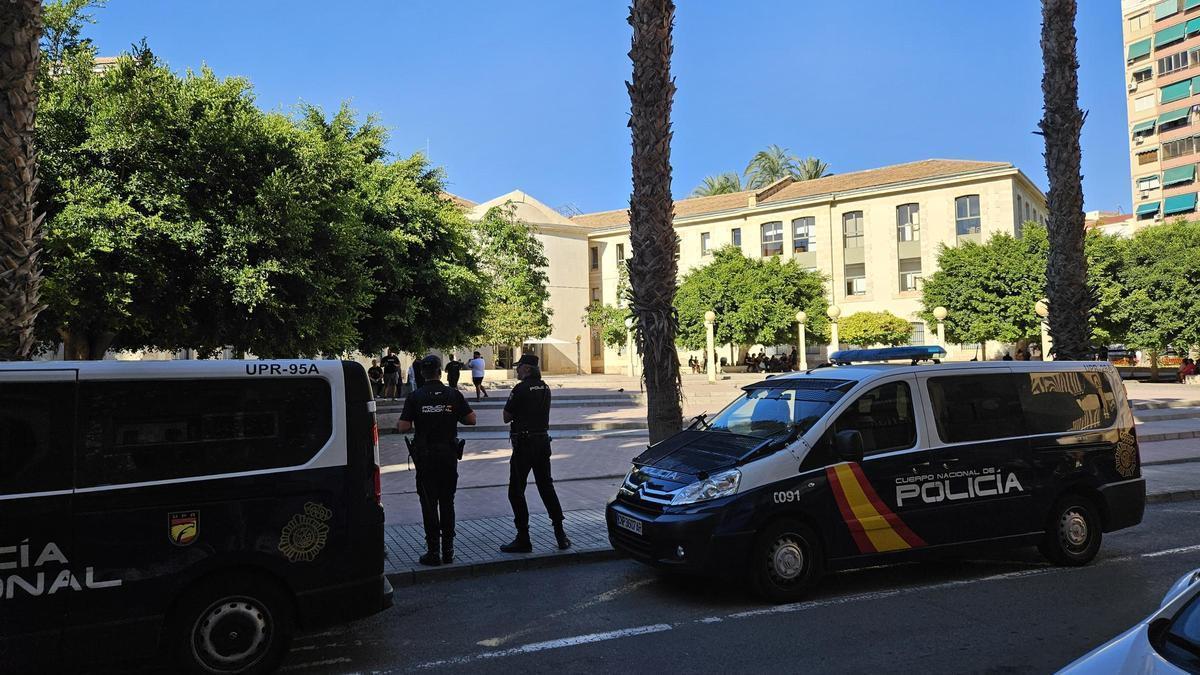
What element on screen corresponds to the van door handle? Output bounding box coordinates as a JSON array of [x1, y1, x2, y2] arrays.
[[910, 461, 932, 472]]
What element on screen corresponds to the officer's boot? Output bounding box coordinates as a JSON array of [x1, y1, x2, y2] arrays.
[[499, 530, 532, 553], [554, 523, 572, 550], [419, 537, 441, 566], [441, 536, 454, 564]]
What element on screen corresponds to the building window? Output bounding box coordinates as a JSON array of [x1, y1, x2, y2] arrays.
[[1163, 135, 1196, 159], [760, 221, 783, 257], [701, 231, 711, 255], [616, 243, 625, 261], [1129, 12, 1150, 32], [842, 211, 864, 249], [1132, 67, 1153, 84], [1190, 46, 1200, 68], [591, 287, 600, 303], [1137, 174, 1162, 191], [1138, 148, 1160, 165], [845, 263, 866, 296], [1135, 93, 1155, 112], [896, 204, 919, 242], [898, 257, 922, 292], [955, 195, 982, 235], [590, 246, 598, 269], [792, 217, 815, 253], [1158, 50, 1189, 75], [591, 330, 602, 357], [1024, 202, 1031, 222], [731, 227, 742, 247], [909, 322, 925, 346]]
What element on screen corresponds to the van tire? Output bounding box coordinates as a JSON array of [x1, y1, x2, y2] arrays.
[[1038, 495, 1102, 566], [750, 520, 823, 603], [169, 572, 294, 675]]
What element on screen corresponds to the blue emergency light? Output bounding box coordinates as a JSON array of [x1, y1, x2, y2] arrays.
[[829, 345, 946, 365]]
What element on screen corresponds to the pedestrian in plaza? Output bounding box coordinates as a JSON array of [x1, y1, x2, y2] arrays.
[[1002, 352, 1013, 361], [500, 353, 571, 553], [1029, 343, 1043, 361], [445, 354, 465, 389], [1179, 358, 1197, 383], [381, 348, 401, 399], [407, 359, 426, 397], [367, 359, 384, 398], [468, 351, 488, 400], [396, 355, 476, 566], [1015, 348, 1029, 361]]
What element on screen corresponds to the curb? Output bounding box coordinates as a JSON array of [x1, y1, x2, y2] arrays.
[[1138, 429, 1200, 443], [1148, 489, 1200, 504], [1133, 399, 1200, 411], [380, 422, 648, 436], [385, 546, 621, 588]]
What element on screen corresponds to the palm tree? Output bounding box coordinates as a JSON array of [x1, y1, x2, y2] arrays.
[[0, 0, 45, 360], [796, 156, 830, 181], [690, 172, 741, 197], [627, 0, 682, 443], [1039, 0, 1089, 359], [743, 144, 800, 189]]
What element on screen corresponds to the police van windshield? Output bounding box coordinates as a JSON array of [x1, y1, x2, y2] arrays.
[[705, 379, 853, 439]]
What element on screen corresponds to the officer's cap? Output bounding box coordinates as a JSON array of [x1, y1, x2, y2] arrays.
[[420, 354, 442, 370]]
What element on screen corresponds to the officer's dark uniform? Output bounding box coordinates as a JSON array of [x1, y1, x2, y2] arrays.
[[399, 356, 473, 565], [501, 354, 570, 552]]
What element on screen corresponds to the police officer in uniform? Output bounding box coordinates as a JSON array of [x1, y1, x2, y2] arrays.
[[500, 354, 571, 553], [397, 355, 476, 566]]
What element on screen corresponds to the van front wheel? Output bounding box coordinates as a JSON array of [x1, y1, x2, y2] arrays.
[[750, 520, 822, 603], [170, 573, 294, 675], [1038, 495, 1102, 566]]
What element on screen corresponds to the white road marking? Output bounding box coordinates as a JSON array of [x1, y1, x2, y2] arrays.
[[280, 656, 353, 671], [476, 577, 656, 647], [421, 624, 673, 668], [1142, 544, 1200, 558]]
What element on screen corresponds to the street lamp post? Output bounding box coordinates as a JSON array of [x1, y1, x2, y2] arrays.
[[933, 306, 948, 349], [575, 335, 582, 375], [827, 305, 842, 360], [795, 310, 808, 370], [624, 316, 636, 378], [704, 310, 717, 384], [1035, 299, 1052, 361]]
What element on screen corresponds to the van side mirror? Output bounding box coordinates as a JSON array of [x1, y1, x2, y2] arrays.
[[834, 430, 864, 463]]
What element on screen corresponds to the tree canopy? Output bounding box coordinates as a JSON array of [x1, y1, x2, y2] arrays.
[[1116, 219, 1200, 354], [839, 311, 911, 347], [471, 204, 552, 348], [36, 13, 485, 357], [692, 146, 831, 196], [675, 246, 828, 351], [690, 172, 742, 197]]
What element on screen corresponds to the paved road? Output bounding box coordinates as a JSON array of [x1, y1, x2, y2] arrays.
[[281, 502, 1200, 674]]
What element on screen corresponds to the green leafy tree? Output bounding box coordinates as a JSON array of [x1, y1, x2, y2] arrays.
[[1117, 219, 1200, 359], [472, 204, 552, 349], [582, 302, 629, 349], [691, 172, 741, 197], [839, 311, 912, 347], [675, 246, 828, 351]]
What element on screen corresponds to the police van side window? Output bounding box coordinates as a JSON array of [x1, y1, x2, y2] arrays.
[[76, 378, 333, 487], [832, 381, 916, 455], [927, 374, 1024, 443], [0, 382, 74, 495], [1017, 371, 1116, 435]]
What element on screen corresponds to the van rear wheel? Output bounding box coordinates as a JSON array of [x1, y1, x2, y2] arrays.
[[750, 520, 822, 603], [1038, 495, 1102, 566], [170, 572, 294, 675]]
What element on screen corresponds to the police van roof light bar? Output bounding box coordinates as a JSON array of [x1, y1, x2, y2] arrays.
[[829, 345, 946, 365]]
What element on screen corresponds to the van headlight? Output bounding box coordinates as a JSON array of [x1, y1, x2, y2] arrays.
[[670, 468, 741, 505]]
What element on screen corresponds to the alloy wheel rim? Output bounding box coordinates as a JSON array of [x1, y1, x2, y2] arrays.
[[1060, 509, 1089, 550], [769, 536, 806, 582], [193, 596, 270, 671]]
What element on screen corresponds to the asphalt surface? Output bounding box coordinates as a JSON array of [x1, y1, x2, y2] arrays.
[[278, 502, 1200, 674]]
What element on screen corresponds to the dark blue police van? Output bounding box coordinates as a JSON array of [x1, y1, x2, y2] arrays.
[[0, 360, 392, 673], [607, 348, 1146, 602]]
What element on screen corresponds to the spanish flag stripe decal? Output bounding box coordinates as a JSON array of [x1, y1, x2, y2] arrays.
[[846, 461, 926, 548], [827, 462, 925, 554], [826, 466, 876, 553]]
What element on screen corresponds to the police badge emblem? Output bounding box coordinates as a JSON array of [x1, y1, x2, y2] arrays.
[[278, 502, 332, 562], [168, 511, 199, 546], [1115, 430, 1138, 478]]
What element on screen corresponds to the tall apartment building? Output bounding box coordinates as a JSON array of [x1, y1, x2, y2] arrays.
[[1123, 0, 1200, 222]]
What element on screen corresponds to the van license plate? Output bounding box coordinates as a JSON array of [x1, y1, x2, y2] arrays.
[[616, 514, 643, 535]]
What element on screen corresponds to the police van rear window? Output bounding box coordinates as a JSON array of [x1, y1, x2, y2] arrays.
[[77, 377, 333, 487]]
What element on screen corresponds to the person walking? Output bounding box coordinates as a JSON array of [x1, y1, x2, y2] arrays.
[[381, 348, 401, 399], [367, 359, 384, 398], [407, 359, 425, 397], [468, 351, 488, 401], [445, 354, 465, 389], [500, 354, 570, 553], [396, 355, 476, 566]]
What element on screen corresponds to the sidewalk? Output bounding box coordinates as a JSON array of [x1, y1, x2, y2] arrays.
[[383, 460, 1200, 587]]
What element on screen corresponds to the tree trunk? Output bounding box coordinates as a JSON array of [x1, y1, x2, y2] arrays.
[[60, 328, 117, 360], [0, 1, 44, 360], [1039, 0, 1090, 360], [627, 0, 682, 443]]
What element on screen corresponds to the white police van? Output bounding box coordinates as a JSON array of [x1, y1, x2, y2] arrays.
[[0, 359, 392, 673], [607, 347, 1146, 602]]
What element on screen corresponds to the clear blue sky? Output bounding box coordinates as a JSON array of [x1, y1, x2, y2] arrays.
[[84, 1, 1129, 215]]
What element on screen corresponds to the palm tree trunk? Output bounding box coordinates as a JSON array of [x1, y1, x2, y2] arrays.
[[1039, 0, 1089, 360], [0, 0, 44, 361], [627, 0, 682, 443]]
